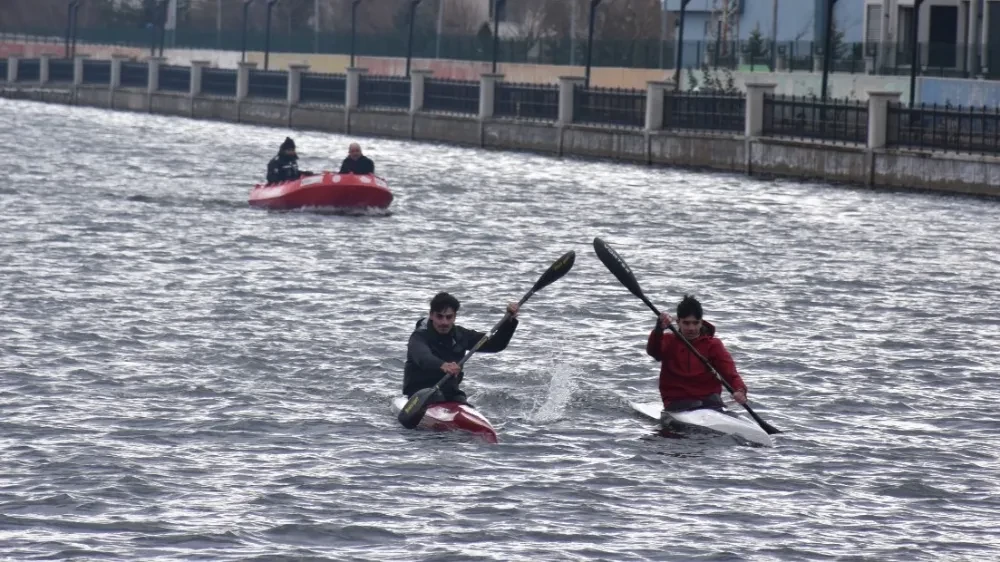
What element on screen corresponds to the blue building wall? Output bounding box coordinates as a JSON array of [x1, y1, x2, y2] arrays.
[[668, 0, 864, 43]]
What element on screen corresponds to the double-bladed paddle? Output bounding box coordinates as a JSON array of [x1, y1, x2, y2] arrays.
[[592, 237, 781, 435], [397, 250, 577, 430]]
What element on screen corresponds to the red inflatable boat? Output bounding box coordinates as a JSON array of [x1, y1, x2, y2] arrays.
[[248, 172, 393, 210]]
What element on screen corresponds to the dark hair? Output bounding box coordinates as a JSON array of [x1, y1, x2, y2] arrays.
[[430, 292, 460, 313], [676, 294, 703, 319]]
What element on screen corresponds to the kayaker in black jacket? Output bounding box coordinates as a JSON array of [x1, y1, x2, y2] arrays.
[[266, 137, 313, 184], [404, 292, 519, 406], [338, 142, 375, 175]]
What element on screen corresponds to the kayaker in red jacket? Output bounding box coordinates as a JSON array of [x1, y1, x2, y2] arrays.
[[646, 294, 748, 412]]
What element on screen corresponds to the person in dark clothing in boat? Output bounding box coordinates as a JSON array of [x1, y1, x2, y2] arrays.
[[338, 142, 375, 175], [266, 137, 313, 184], [404, 292, 519, 406], [646, 294, 749, 413]]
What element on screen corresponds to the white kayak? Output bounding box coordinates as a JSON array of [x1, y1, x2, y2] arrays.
[[629, 400, 774, 447]]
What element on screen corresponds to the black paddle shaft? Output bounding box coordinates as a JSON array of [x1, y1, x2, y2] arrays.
[[592, 237, 781, 435], [397, 250, 577, 429]]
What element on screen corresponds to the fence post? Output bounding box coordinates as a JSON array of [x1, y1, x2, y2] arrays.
[[345, 66, 367, 109], [39, 53, 52, 85], [287, 63, 309, 105], [479, 73, 503, 120], [190, 60, 210, 97], [558, 75, 586, 125], [7, 56, 17, 82], [73, 54, 88, 86], [110, 55, 130, 90], [745, 82, 777, 137], [410, 68, 432, 114], [147, 56, 165, 93], [237, 61, 257, 101], [866, 91, 902, 149], [645, 80, 673, 131]]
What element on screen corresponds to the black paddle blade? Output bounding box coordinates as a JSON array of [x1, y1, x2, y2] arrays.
[[530, 250, 576, 295], [593, 237, 646, 300], [397, 387, 436, 429]]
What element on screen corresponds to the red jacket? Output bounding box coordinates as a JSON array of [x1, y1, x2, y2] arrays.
[[646, 320, 746, 407]]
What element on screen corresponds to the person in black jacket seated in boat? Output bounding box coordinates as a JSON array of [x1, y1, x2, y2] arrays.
[[338, 142, 375, 175], [404, 292, 519, 406], [266, 137, 313, 185]]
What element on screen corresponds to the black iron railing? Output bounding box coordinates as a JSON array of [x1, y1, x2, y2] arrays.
[[663, 91, 745, 133], [572, 85, 646, 128], [888, 102, 1000, 155], [248, 69, 287, 99], [120, 61, 148, 88], [158, 65, 190, 92], [17, 58, 40, 82], [493, 82, 559, 122], [422, 78, 479, 115], [49, 58, 74, 82], [82, 59, 111, 84], [299, 72, 346, 104], [762, 94, 868, 145], [358, 75, 410, 110], [202, 68, 237, 97]]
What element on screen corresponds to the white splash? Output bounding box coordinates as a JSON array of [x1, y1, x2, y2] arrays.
[[527, 363, 577, 423]]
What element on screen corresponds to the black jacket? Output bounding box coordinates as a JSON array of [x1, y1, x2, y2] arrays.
[[403, 316, 518, 398], [267, 154, 302, 184], [339, 155, 375, 175]]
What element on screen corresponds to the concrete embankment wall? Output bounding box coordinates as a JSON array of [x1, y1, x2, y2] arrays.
[[3, 82, 999, 199]]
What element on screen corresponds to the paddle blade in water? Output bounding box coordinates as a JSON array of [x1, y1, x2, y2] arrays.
[[530, 250, 576, 294], [593, 237, 645, 299], [397, 387, 436, 429]]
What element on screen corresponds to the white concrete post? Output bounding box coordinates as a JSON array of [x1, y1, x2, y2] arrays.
[[409, 68, 432, 114], [745, 82, 777, 137], [237, 61, 257, 101], [345, 67, 368, 109], [557, 76, 586, 125], [866, 91, 902, 149], [110, 55, 131, 89], [72, 54, 89, 86], [7, 56, 17, 82], [478, 73, 503, 119], [146, 57, 165, 93], [39, 54, 52, 85], [644, 80, 673, 132], [287, 63, 309, 105], [189, 60, 210, 96]]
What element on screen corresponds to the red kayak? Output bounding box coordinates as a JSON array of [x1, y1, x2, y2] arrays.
[[391, 396, 499, 444], [248, 172, 393, 210]]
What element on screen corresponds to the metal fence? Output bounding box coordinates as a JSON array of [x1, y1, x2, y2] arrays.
[[159, 65, 190, 92], [573, 86, 646, 128], [358, 75, 410, 110], [663, 91, 745, 133], [494, 82, 559, 122], [299, 72, 346, 105], [887, 102, 1000, 155], [248, 69, 288, 99], [422, 78, 479, 115], [762, 94, 868, 145], [17, 58, 40, 82], [49, 58, 74, 82], [120, 61, 148, 89], [82, 59, 110, 84], [202, 68, 236, 97]]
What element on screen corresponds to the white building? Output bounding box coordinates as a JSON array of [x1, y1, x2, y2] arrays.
[[862, 0, 996, 75]]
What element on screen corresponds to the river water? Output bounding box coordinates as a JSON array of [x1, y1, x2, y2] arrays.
[[2, 97, 999, 561]]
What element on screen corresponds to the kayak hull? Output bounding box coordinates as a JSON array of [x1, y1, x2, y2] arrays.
[[630, 400, 774, 447], [391, 396, 499, 444], [249, 172, 392, 210]]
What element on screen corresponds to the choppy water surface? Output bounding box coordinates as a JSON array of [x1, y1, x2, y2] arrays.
[[2, 98, 999, 561]]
